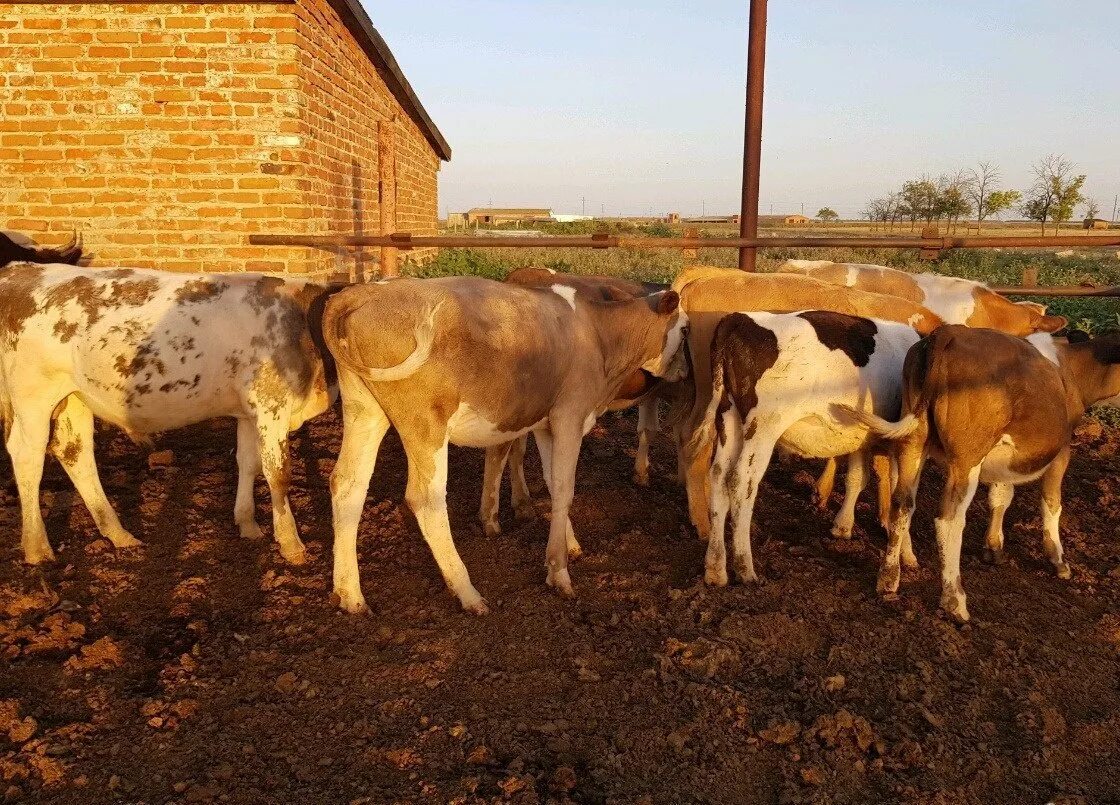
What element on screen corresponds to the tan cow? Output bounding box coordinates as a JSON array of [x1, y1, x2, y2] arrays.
[[847, 326, 1120, 622], [674, 268, 945, 539], [477, 267, 678, 538], [322, 276, 688, 615], [779, 260, 1067, 335]]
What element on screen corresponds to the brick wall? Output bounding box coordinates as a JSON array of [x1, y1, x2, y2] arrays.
[[0, 2, 442, 275]]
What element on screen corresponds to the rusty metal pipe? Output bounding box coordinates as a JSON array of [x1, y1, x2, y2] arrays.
[[738, 0, 767, 272]]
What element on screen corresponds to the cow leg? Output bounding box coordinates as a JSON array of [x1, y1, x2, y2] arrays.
[[813, 458, 838, 510], [255, 417, 305, 566], [532, 428, 580, 559], [831, 450, 867, 539], [874, 452, 894, 531], [633, 398, 657, 486], [479, 441, 513, 537], [329, 377, 390, 614], [982, 482, 1014, 565], [508, 434, 534, 521], [1040, 447, 1072, 579], [49, 396, 138, 550], [704, 407, 742, 586], [728, 424, 778, 584], [540, 418, 584, 597], [7, 405, 54, 564], [234, 417, 264, 541], [935, 463, 981, 623], [878, 434, 926, 595], [403, 436, 488, 615]]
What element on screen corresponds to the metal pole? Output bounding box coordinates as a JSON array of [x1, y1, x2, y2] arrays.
[[738, 0, 767, 271]]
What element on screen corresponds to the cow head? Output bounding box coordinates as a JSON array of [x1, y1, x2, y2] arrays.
[[641, 291, 690, 382], [972, 289, 1067, 335]]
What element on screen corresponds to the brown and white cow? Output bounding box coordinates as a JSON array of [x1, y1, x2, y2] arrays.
[[699, 310, 922, 585], [847, 326, 1120, 622], [477, 267, 679, 539], [673, 267, 945, 540], [779, 260, 1067, 336], [322, 276, 688, 614], [0, 259, 337, 566]]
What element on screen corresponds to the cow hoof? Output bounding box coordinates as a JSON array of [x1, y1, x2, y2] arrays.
[[330, 590, 369, 615], [901, 552, 919, 571], [704, 566, 729, 587], [812, 493, 830, 511], [482, 520, 501, 538], [1055, 562, 1072, 580], [733, 556, 759, 585], [546, 568, 575, 597], [982, 547, 1006, 565], [239, 522, 265, 541], [876, 564, 901, 596], [632, 471, 650, 487], [110, 532, 143, 550], [280, 544, 307, 566], [514, 503, 536, 522], [830, 523, 854, 539], [23, 544, 56, 565], [940, 597, 970, 624], [462, 597, 491, 616], [566, 542, 583, 561]]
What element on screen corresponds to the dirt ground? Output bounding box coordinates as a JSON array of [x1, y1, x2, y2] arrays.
[[0, 408, 1118, 804]]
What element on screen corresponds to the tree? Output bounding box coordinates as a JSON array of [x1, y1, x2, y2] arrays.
[[936, 172, 972, 234], [1021, 154, 1085, 235], [982, 189, 1021, 222], [965, 161, 1002, 231], [899, 177, 938, 230], [1083, 198, 1101, 220], [816, 207, 839, 222]]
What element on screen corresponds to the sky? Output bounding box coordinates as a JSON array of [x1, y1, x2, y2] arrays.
[[369, 1, 1120, 220]]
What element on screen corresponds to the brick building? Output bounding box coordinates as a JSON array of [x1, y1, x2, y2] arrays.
[[0, 0, 450, 276]]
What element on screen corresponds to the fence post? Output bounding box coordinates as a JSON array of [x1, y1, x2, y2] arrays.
[[919, 225, 941, 262], [1022, 265, 1039, 288], [377, 119, 399, 278], [682, 226, 699, 263]]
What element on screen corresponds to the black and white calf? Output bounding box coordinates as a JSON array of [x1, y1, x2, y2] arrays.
[[696, 310, 921, 585]]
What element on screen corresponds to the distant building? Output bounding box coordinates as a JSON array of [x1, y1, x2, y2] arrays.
[[683, 215, 740, 225], [446, 212, 468, 229], [552, 214, 594, 223], [467, 208, 552, 226], [783, 214, 811, 226], [1083, 218, 1111, 230], [665, 212, 681, 224]]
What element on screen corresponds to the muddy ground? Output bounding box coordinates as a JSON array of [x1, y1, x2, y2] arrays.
[[0, 408, 1118, 804]]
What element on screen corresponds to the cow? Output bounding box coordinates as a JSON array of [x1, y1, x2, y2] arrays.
[[672, 267, 945, 541], [1, 231, 84, 268], [477, 267, 681, 539], [779, 260, 1067, 336], [322, 276, 688, 615], [697, 310, 921, 585], [845, 326, 1120, 622], [779, 260, 1069, 509], [0, 260, 338, 566]]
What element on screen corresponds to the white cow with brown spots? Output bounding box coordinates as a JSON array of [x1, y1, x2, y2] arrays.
[[0, 254, 337, 566], [322, 276, 688, 615], [846, 326, 1120, 622], [697, 310, 922, 585]]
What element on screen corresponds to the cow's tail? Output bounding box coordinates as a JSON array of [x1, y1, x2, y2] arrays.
[[323, 295, 443, 383], [0, 231, 83, 268], [684, 332, 728, 467], [831, 332, 942, 441]]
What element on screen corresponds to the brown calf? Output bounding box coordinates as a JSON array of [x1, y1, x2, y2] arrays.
[[322, 276, 688, 614], [850, 326, 1120, 622]]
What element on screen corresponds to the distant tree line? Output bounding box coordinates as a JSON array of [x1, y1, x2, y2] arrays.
[[861, 155, 1092, 235]]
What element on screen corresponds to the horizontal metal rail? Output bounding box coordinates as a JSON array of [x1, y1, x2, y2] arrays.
[[250, 232, 1120, 251], [992, 285, 1120, 297]]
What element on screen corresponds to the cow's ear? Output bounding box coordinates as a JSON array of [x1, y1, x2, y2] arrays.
[[1066, 328, 1091, 343], [1037, 314, 1068, 333], [656, 290, 680, 316], [1015, 300, 1048, 314]]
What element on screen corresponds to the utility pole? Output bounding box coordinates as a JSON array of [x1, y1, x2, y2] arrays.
[[1112, 194, 1118, 223], [738, 0, 767, 271], [582, 196, 586, 216]]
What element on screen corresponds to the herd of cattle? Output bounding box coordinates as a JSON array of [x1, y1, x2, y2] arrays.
[[1, 232, 1118, 624]]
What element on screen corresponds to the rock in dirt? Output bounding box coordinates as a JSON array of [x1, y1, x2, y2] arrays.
[[758, 720, 801, 746], [274, 672, 299, 695], [550, 766, 577, 793], [147, 450, 175, 468], [800, 766, 825, 786], [824, 674, 846, 693]]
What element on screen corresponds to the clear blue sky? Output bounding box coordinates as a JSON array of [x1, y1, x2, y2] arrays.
[[370, 1, 1120, 219]]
